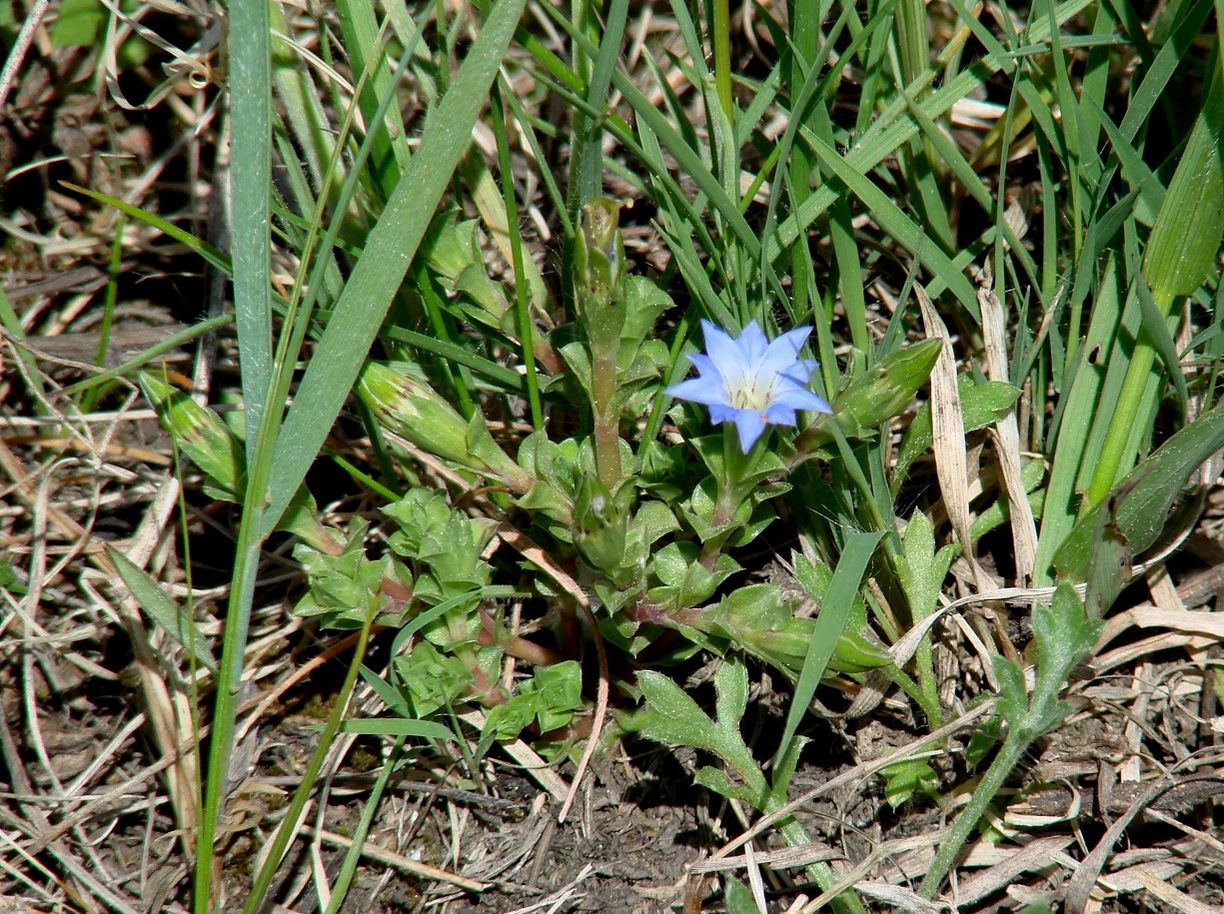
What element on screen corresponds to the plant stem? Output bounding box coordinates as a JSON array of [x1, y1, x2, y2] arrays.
[[591, 346, 622, 489], [919, 726, 1026, 898], [776, 817, 868, 914], [1081, 324, 1163, 511]]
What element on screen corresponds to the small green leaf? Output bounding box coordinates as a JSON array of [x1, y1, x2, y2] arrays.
[[1029, 583, 1099, 730], [993, 655, 1029, 730], [638, 671, 716, 751], [395, 642, 473, 719], [898, 511, 957, 621], [725, 877, 760, 914], [1142, 64, 1224, 302], [693, 766, 755, 804], [713, 657, 749, 728], [51, 0, 105, 47], [520, 660, 584, 733], [880, 756, 939, 809], [0, 557, 26, 595], [108, 547, 216, 672], [1115, 400, 1224, 554]]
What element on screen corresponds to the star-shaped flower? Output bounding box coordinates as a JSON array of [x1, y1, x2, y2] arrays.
[[666, 320, 832, 453]]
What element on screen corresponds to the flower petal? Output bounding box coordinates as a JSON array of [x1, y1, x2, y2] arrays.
[[732, 409, 768, 452], [770, 382, 832, 413], [781, 358, 820, 385], [686, 353, 724, 382], [759, 325, 812, 377], [771, 324, 813, 358], [763, 403, 799, 426], [667, 376, 729, 408], [701, 320, 752, 383], [737, 321, 770, 364]]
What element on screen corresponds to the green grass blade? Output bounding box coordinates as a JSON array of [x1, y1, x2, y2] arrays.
[[774, 530, 883, 770], [242, 599, 378, 914], [1084, 55, 1224, 509], [228, 0, 273, 455], [567, 0, 627, 216], [795, 123, 980, 315], [770, 0, 1097, 259]]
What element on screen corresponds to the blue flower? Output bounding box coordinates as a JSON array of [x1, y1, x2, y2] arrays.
[[666, 320, 832, 453]]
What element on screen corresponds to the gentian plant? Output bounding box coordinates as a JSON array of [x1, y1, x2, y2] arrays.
[[143, 199, 940, 909]]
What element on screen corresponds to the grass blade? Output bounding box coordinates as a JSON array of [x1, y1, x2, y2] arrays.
[[228, 0, 273, 455]]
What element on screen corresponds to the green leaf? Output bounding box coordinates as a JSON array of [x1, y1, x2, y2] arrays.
[[520, 660, 584, 733], [395, 641, 474, 718], [1142, 63, 1224, 302], [638, 671, 716, 751], [693, 765, 756, 804], [897, 511, 957, 620], [51, 0, 104, 47], [0, 557, 25, 595], [713, 657, 749, 728], [776, 530, 883, 765], [228, 0, 273, 454], [892, 376, 1021, 491], [880, 756, 938, 809], [108, 548, 216, 673], [1028, 583, 1099, 733], [1052, 496, 1130, 621], [1115, 400, 1224, 554], [725, 877, 760, 914], [993, 655, 1029, 730]]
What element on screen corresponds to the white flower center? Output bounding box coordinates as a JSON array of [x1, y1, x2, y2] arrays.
[[726, 370, 775, 412]]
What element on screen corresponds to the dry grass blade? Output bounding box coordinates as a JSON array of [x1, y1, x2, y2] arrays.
[[503, 863, 595, 914], [1099, 605, 1224, 643], [744, 841, 769, 914], [1132, 865, 1222, 914], [689, 843, 840, 873], [0, 429, 197, 855], [707, 702, 996, 863], [297, 825, 489, 892], [1065, 777, 1174, 914], [915, 284, 990, 590], [978, 286, 1038, 582], [952, 835, 1074, 905]]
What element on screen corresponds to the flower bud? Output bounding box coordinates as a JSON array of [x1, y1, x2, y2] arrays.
[[139, 372, 245, 499], [573, 475, 627, 574], [357, 361, 532, 493], [574, 198, 625, 307]]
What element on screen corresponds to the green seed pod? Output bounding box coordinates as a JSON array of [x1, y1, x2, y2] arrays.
[[574, 198, 625, 306], [357, 361, 532, 492], [139, 372, 245, 499]]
